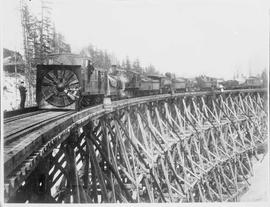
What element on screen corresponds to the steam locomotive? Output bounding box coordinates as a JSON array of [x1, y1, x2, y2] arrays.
[[36, 54, 264, 110]]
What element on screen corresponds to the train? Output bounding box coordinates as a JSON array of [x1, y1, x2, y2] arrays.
[[36, 54, 189, 110], [221, 77, 264, 90], [36, 54, 265, 110]]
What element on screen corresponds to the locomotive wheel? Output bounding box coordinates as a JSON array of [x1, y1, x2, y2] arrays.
[[41, 69, 80, 107]]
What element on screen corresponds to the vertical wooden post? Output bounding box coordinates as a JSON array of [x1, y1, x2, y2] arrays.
[[65, 130, 80, 203]]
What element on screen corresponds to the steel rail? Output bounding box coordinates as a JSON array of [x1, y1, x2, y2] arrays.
[[4, 111, 75, 145], [4, 110, 48, 124], [4, 106, 39, 118]]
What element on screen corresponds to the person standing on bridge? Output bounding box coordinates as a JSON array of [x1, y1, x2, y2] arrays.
[[18, 81, 27, 109]]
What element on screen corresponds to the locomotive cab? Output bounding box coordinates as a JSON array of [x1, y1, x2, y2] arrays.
[[82, 66, 107, 96]]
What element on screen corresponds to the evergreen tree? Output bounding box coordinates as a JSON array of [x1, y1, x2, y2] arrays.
[[125, 56, 131, 70], [20, 0, 71, 105], [80, 46, 112, 69], [144, 64, 159, 75], [103, 51, 111, 69], [80, 45, 160, 75], [121, 60, 126, 69], [132, 58, 142, 73]]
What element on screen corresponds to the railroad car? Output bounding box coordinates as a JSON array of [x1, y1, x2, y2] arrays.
[[36, 54, 122, 109], [221, 77, 264, 90], [221, 80, 240, 90], [243, 77, 263, 88], [125, 72, 162, 96], [172, 78, 187, 92], [145, 75, 188, 93], [185, 79, 197, 92], [139, 77, 160, 95], [147, 74, 172, 93]]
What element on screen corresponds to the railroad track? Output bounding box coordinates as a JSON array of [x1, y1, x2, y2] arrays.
[[4, 110, 75, 145], [4, 110, 48, 124], [3, 104, 104, 180], [4, 106, 39, 118], [4, 109, 74, 124]]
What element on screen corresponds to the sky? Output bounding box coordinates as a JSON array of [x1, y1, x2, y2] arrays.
[[2, 0, 270, 79]]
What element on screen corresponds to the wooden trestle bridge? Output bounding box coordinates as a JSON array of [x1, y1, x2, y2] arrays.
[[4, 89, 268, 203]]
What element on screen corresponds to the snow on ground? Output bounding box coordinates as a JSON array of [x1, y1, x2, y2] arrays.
[[240, 152, 269, 202], [2, 73, 36, 111], [2, 74, 24, 111]]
